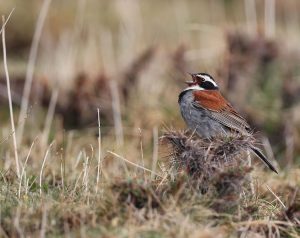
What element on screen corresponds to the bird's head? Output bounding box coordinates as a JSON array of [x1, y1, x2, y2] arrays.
[[185, 73, 219, 91]]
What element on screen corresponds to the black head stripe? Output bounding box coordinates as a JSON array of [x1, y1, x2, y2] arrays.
[[200, 81, 218, 90], [199, 73, 213, 78]]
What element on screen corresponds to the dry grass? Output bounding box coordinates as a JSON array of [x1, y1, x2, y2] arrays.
[[1, 0, 300, 237], [0, 129, 299, 237]]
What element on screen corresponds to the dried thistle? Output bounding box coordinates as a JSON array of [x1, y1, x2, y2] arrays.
[[161, 130, 253, 197]]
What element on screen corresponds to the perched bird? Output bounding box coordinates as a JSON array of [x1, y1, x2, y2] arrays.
[[178, 72, 278, 173]]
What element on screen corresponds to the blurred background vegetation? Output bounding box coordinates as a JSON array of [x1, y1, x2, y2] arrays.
[[1, 0, 300, 237], [1, 0, 299, 165]]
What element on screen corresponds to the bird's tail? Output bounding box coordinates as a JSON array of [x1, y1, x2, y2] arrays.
[[250, 147, 278, 174]]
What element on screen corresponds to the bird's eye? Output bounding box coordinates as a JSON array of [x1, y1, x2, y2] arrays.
[[196, 76, 205, 82]]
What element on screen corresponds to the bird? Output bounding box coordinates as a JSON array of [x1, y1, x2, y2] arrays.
[[178, 72, 278, 173]]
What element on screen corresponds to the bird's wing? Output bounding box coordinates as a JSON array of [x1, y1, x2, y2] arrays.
[[192, 90, 250, 134]]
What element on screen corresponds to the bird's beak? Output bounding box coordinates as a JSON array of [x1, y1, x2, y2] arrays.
[[185, 72, 196, 85], [185, 80, 194, 85]]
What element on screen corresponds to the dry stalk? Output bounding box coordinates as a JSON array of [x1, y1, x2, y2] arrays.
[[96, 108, 102, 193], [1, 16, 20, 177], [40, 204, 48, 238], [18, 138, 37, 198], [151, 126, 159, 180], [17, 0, 52, 145], [264, 0, 275, 38], [138, 128, 146, 179], [41, 88, 59, 149], [82, 152, 90, 194], [0, 8, 14, 35], [39, 141, 54, 195], [266, 185, 287, 209], [244, 0, 257, 35], [109, 80, 124, 147], [107, 151, 163, 178]]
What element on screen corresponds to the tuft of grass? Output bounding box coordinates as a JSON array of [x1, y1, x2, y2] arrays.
[[162, 131, 253, 179], [161, 130, 254, 212]]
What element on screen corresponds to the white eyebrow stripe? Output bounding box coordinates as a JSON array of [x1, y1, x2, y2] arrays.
[[196, 74, 218, 87], [184, 85, 204, 91]]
